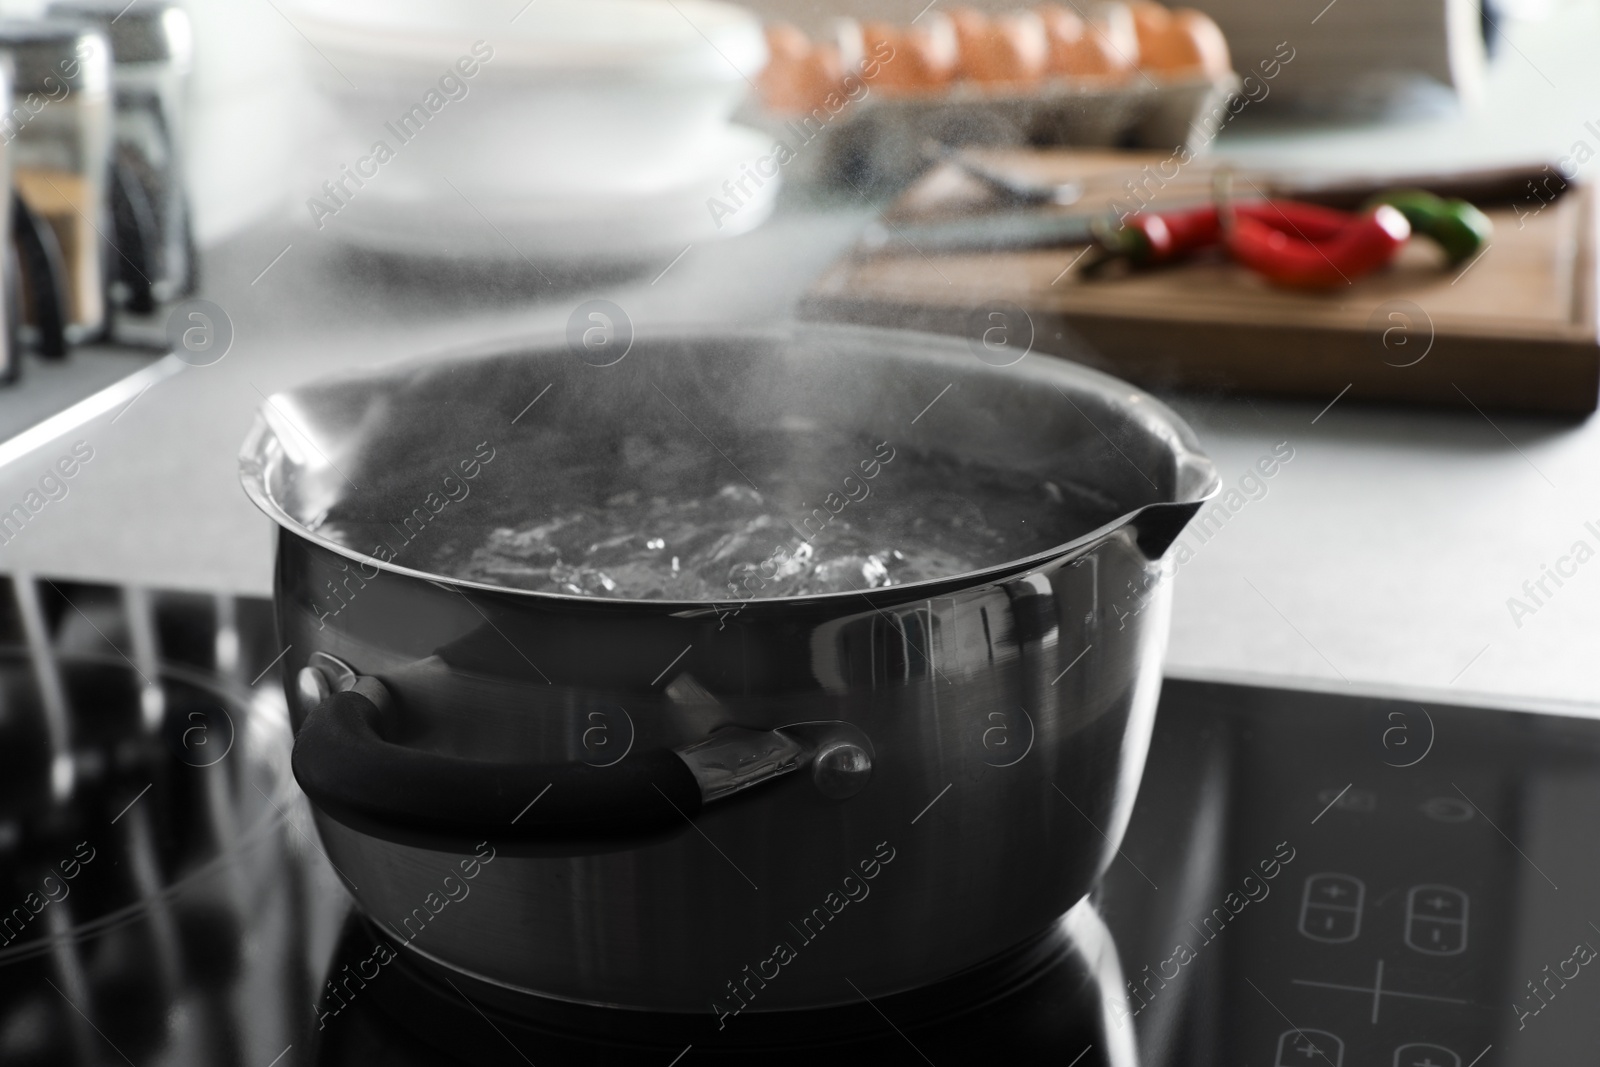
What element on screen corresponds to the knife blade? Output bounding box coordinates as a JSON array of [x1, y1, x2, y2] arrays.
[[858, 207, 1153, 256], [859, 161, 1565, 257]]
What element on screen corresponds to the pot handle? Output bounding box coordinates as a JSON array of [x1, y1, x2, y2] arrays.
[[290, 656, 873, 851], [292, 687, 710, 846]]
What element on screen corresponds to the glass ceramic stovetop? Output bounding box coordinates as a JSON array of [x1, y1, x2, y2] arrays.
[[0, 575, 1595, 1066]]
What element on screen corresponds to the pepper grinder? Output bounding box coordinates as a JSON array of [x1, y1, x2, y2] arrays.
[[0, 20, 111, 347], [0, 60, 20, 381], [48, 0, 194, 313]]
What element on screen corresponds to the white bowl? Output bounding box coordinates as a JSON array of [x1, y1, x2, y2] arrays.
[[291, 0, 768, 200], [317, 123, 780, 264], [290, 0, 765, 80]]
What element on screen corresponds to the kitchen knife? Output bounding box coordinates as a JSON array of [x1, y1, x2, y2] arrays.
[[860, 161, 1566, 256]]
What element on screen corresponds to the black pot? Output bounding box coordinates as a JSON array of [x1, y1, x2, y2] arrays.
[[239, 323, 1217, 1012]]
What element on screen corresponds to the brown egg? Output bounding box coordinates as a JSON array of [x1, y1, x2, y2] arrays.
[[757, 25, 849, 114], [1129, 0, 1172, 44], [1042, 14, 1133, 81], [1171, 9, 1231, 76], [947, 6, 994, 75], [1135, 7, 1232, 76], [861, 20, 957, 95], [800, 44, 847, 107], [814, 42, 846, 80], [1039, 4, 1115, 81], [1090, 3, 1141, 67], [947, 7, 1047, 85], [765, 21, 811, 63], [1037, 0, 1087, 66], [757, 23, 808, 112], [995, 13, 1050, 83], [1136, 25, 1199, 71]]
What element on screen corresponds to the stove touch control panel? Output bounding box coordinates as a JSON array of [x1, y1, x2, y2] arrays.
[[1247, 784, 1497, 1063], [1113, 679, 1600, 1066]]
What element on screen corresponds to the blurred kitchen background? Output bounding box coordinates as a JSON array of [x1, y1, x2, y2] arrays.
[[0, 0, 1587, 697], [0, 0, 1586, 253]]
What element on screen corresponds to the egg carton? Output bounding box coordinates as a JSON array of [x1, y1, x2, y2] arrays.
[[741, 72, 1240, 189]]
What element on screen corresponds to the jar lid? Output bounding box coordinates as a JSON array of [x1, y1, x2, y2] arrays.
[[46, 0, 192, 68], [290, 0, 766, 83], [0, 20, 109, 94]]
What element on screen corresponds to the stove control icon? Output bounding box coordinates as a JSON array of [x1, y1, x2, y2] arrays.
[[1405, 885, 1469, 956], [1394, 1042, 1460, 1067], [1419, 797, 1474, 823], [1276, 1028, 1345, 1067], [1299, 873, 1366, 943]]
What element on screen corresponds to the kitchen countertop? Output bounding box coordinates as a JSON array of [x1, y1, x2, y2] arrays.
[[4, 9, 1598, 712]]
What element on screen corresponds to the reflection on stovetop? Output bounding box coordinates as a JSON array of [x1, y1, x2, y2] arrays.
[[314, 902, 1134, 1065], [0, 575, 1597, 1065], [0, 575, 329, 1067]]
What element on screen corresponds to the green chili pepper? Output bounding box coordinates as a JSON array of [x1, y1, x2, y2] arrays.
[[1367, 189, 1492, 266]]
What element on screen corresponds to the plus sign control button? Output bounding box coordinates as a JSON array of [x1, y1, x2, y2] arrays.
[[1410, 887, 1467, 921], [1277, 1028, 1345, 1067], [1394, 1042, 1461, 1067]]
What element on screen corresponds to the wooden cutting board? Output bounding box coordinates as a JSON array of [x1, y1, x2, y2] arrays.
[[804, 150, 1599, 415]]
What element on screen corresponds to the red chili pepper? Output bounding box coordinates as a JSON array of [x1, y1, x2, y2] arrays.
[[1137, 206, 1219, 262], [1224, 204, 1410, 290], [1115, 200, 1389, 263], [1094, 200, 1411, 288], [1233, 200, 1353, 242]]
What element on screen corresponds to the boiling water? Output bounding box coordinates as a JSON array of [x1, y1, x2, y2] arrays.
[[319, 430, 1121, 600]]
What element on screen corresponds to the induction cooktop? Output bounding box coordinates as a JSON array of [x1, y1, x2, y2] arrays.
[[0, 575, 1594, 1065]]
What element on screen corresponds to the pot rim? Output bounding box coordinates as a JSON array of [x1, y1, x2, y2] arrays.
[[239, 321, 1220, 610]]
